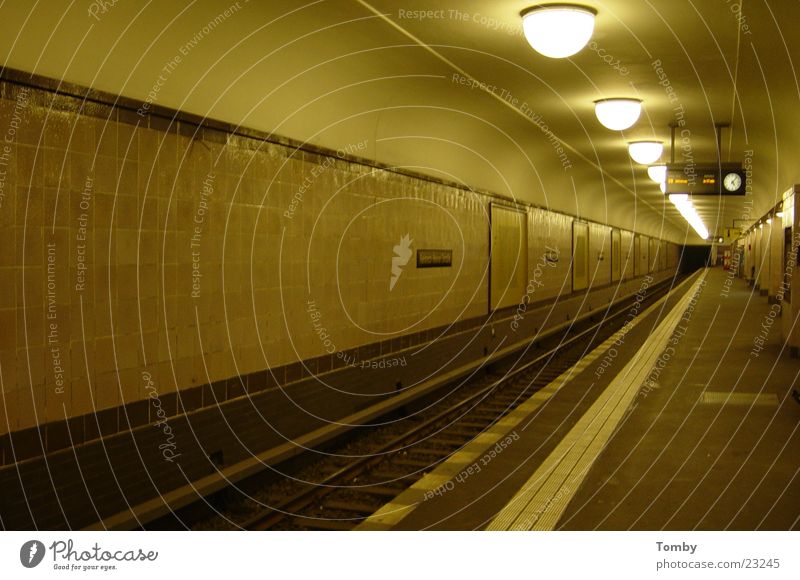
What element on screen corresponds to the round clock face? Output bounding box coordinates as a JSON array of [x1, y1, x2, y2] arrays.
[[723, 172, 742, 192]]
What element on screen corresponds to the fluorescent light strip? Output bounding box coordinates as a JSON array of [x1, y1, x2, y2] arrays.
[[669, 194, 708, 240]]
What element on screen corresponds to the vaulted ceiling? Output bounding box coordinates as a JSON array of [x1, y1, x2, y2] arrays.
[[2, 0, 798, 243]]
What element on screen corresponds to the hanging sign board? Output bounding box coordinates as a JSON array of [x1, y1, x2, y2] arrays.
[[665, 162, 745, 195]]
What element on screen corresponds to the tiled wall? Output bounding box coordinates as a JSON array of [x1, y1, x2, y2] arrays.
[[755, 227, 764, 284], [769, 219, 782, 299], [588, 222, 611, 287], [0, 81, 494, 438], [0, 75, 680, 442], [621, 229, 634, 281], [528, 208, 572, 303]]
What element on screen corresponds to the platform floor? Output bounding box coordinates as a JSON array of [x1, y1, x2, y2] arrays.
[[359, 268, 800, 530]]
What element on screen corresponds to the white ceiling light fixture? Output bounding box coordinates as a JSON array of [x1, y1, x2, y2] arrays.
[[628, 141, 663, 165], [521, 4, 597, 58], [647, 164, 667, 183], [594, 98, 642, 131], [659, 181, 666, 194]]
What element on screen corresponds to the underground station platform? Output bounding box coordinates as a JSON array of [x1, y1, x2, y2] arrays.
[[359, 268, 800, 531]]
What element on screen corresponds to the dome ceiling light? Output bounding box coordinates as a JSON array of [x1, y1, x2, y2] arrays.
[[594, 98, 642, 131], [647, 164, 667, 183], [521, 4, 597, 58], [628, 141, 663, 165]]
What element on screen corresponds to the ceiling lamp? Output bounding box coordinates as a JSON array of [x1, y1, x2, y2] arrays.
[[718, 237, 724, 243], [766, 217, 773, 224], [777, 210, 784, 217], [594, 98, 642, 131], [521, 4, 597, 58], [647, 164, 667, 183], [659, 181, 666, 194], [628, 141, 663, 165]]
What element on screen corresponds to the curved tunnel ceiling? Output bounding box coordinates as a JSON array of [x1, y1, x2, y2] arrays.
[[1, 0, 798, 243]]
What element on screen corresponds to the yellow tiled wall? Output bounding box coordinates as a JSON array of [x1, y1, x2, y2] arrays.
[[0, 87, 490, 434], [620, 229, 635, 281], [0, 84, 679, 437], [527, 208, 572, 303], [588, 222, 611, 286]]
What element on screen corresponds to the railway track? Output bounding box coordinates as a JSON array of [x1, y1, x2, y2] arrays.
[[191, 276, 683, 531]]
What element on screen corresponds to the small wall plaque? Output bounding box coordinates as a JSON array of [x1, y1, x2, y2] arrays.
[[416, 249, 452, 268]]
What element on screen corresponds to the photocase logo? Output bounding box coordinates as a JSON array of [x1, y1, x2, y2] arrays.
[[20, 540, 45, 568], [390, 234, 413, 291]]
